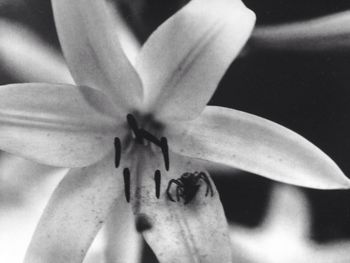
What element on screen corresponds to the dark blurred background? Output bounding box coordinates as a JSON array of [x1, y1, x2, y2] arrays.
[[1, 0, 350, 261]]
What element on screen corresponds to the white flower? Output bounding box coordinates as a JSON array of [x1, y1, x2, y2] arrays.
[[0, 0, 348, 262]]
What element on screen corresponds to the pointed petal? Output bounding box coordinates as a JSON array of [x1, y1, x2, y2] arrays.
[[0, 83, 122, 167], [0, 20, 73, 84], [24, 154, 123, 263], [252, 11, 350, 52], [128, 147, 231, 263], [52, 0, 143, 109], [136, 0, 255, 121], [165, 106, 350, 189]]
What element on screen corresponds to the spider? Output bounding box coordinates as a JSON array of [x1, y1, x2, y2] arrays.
[[166, 172, 214, 204]]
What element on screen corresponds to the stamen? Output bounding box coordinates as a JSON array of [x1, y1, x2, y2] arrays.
[[114, 137, 121, 168], [123, 168, 131, 203], [139, 129, 161, 146], [160, 137, 169, 171], [126, 114, 143, 144], [154, 170, 161, 199], [126, 114, 170, 170]]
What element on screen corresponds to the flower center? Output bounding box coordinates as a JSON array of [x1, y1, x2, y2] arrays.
[[126, 113, 169, 171], [114, 114, 214, 205], [114, 113, 169, 203]]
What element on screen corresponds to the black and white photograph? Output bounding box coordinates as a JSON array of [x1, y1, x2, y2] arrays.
[[0, 0, 350, 262]]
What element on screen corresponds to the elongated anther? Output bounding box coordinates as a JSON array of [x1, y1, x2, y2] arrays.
[[139, 129, 161, 146], [154, 170, 161, 199], [123, 168, 131, 202], [114, 137, 121, 168], [161, 137, 169, 171], [126, 114, 143, 144]]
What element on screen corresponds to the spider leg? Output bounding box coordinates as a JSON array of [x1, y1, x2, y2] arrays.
[[176, 186, 182, 202], [198, 172, 214, 197], [166, 180, 176, 202], [166, 179, 182, 202]]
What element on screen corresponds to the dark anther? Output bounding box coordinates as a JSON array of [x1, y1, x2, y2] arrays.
[[114, 137, 121, 168], [126, 114, 170, 170], [166, 172, 214, 204], [139, 129, 161, 146], [126, 114, 143, 144], [154, 170, 161, 199], [135, 214, 153, 232], [160, 137, 169, 171], [123, 168, 131, 203]]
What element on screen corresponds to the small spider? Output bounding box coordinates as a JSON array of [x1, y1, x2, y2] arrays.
[[166, 172, 214, 204]]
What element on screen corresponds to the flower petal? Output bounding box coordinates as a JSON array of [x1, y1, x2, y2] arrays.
[[0, 151, 67, 200], [0, 83, 122, 167], [135, 0, 255, 121], [104, 198, 143, 263], [0, 20, 73, 84], [24, 154, 123, 263], [252, 11, 350, 52], [51, 0, 143, 109], [128, 146, 232, 263], [0, 165, 66, 263], [165, 106, 350, 189], [109, 3, 141, 65]]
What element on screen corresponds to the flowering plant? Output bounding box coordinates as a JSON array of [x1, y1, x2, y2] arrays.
[[0, 0, 349, 262]]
